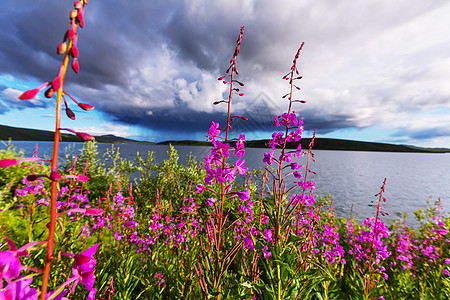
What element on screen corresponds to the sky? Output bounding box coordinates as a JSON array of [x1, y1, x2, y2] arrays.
[[1, 0, 450, 147]]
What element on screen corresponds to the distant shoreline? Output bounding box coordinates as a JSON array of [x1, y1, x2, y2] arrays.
[[1, 124, 449, 153]]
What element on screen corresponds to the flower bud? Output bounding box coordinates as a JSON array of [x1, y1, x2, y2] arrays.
[[70, 9, 78, 19], [85, 208, 103, 216], [67, 28, 75, 40], [44, 87, 55, 98], [52, 77, 61, 91], [76, 132, 94, 141], [74, 1, 82, 9], [26, 174, 39, 182], [57, 42, 67, 54], [77, 102, 94, 111], [66, 107, 76, 120], [50, 170, 62, 182], [77, 175, 90, 182], [77, 12, 84, 28], [71, 58, 80, 73], [0, 159, 19, 167], [18, 89, 39, 100], [71, 46, 79, 58]]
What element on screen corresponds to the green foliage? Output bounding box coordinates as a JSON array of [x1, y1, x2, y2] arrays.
[[0, 141, 49, 206], [2, 142, 450, 299]]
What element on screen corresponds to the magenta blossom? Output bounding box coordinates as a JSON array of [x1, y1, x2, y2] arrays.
[[263, 151, 274, 165], [263, 228, 273, 243], [67, 244, 98, 296], [211, 139, 230, 159], [0, 238, 43, 283], [0, 277, 38, 300], [208, 121, 221, 140], [205, 166, 225, 185], [234, 134, 245, 157], [206, 198, 217, 206], [234, 158, 247, 175], [237, 190, 250, 201], [195, 184, 205, 193], [262, 245, 272, 259]]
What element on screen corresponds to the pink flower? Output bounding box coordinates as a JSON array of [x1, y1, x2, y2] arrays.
[[234, 158, 247, 175], [263, 228, 273, 243], [205, 166, 225, 185], [262, 245, 271, 259], [208, 121, 220, 140], [0, 251, 22, 282], [206, 198, 217, 206], [195, 184, 205, 193], [237, 190, 250, 201], [71, 46, 79, 58], [0, 277, 38, 300], [71, 244, 99, 295], [0, 238, 43, 282], [52, 77, 62, 91], [263, 151, 274, 165], [243, 233, 254, 251], [57, 42, 68, 54]]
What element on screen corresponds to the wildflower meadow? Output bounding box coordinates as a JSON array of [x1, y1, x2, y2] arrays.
[[1, 1, 449, 299]]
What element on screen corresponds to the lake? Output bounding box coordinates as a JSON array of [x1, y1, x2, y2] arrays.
[[2, 140, 449, 226]]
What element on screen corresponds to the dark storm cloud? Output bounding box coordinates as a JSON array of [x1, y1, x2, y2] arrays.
[[1, 0, 450, 144]]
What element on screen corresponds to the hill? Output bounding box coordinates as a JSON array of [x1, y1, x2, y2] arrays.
[[0, 124, 153, 144], [2, 124, 449, 153], [158, 138, 450, 153]]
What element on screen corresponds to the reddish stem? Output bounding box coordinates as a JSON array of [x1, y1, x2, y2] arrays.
[[40, 18, 80, 300]]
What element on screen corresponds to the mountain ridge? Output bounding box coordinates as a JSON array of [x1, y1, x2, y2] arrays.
[[1, 124, 449, 153]]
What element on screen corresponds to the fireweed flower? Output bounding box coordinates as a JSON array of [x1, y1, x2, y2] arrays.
[[243, 233, 255, 251], [18, 82, 50, 100], [263, 151, 275, 165], [206, 198, 217, 206], [0, 238, 43, 283], [205, 166, 225, 185], [233, 134, 246, 157], [0, 277, 38, 299], [195, 184, 206, 193], [263, 228, 273, 243], [262, 245, 272, 259], [234, 158, 247, 175], [237, 190, 251, 201], [211, 139, 230, 158], [208, 121, 221, 140], [67, 244, 98, 297], [154, 273, 166, 287], [280, 112, 298, 127]]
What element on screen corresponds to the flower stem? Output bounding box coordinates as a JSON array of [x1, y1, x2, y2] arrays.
[[40, 23, 77, 300]]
